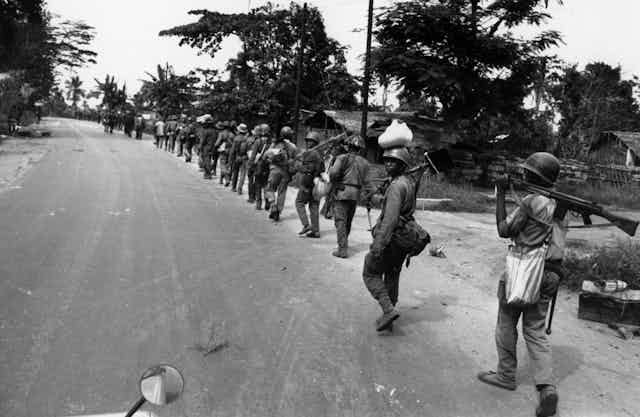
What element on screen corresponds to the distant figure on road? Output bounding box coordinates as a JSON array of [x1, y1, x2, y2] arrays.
[[328, 135, 370, 258], [200, 117, 218, 180], [154, 117, 166, 148], [134, 114, 144, 140], [215, 121, 235, 186], [294, 131, 324, 238], [166, 115, 178, 153], [183, 117, 198, 163], [230, 123, 249, 194], [251, 124, 272, 211], [243, 126, 259, 204], [477, 152, 567, 417], [123, 112, 134, 138], [362, 146, 414, 332]]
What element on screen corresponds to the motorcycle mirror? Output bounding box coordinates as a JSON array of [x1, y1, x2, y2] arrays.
[[139, 364, 184, 406]]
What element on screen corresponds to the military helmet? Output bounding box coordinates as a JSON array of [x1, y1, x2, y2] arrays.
[[304, 131, 321, 144], [345, 134, 365, 149], [521, 152, 560, 186], [382, 147, 411, 167], [237, 123, 248, 134], [258, 123, 271, 136], [280, 126, 294, 140]]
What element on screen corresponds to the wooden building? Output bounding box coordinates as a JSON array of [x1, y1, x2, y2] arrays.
[[588, 131, 640, 167]]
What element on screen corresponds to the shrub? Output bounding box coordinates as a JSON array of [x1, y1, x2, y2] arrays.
[[563, 240, 640, 291]]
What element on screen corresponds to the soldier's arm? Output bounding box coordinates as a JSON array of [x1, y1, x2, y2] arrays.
[[371, 182, 405, 255], [328, 155, 344, 183]]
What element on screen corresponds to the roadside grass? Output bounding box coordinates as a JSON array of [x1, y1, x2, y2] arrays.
[[563, 240, 640, 291], [417, 175, 493, 213], [557, 181, 640, 210]]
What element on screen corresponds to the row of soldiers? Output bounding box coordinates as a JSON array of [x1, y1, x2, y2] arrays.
[[149, 114, 562, 417]]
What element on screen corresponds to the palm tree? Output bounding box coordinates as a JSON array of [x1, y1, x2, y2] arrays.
[[65, 75, 85, 117]]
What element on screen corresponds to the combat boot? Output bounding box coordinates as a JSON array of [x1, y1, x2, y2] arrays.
[[375, 293, 399, 332], [536, 385, 558, 417], [298, 226, 312, 235], [332, 249, 348, 258]]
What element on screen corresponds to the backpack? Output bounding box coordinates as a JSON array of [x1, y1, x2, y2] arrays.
[[392, 215, 431, 257]]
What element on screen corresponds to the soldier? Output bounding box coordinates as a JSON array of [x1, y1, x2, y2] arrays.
[[176, 115, 187, 157], [134, 114, 144, 140], [294, 131, 324, 238], [183, 117, 198, 163], [264, 126, 298, 221], [362, 147, 414, 332], [166, 115, 178, 153], [243, 126, 260, 203], [215, 122, 235, 186], [230, 123, 249, 193], [478, 152, 566, 417], [154, 117, 165, 148], [251, 124, 272, 211], [200, 117, 218, 180], [328, 135, 370, 258]]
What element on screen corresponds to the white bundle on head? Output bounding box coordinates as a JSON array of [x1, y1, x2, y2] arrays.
[[378, 119, 413, 149]]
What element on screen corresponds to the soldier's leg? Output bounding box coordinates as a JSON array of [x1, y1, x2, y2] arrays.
[[495, 281, 521, 386], [383, 244, 406, 306], [523, 271, 559, 387], [276, 173, 290, 213], [333, 200, 349, 256], [203, 152, 212, 179], [237, 161, 247, 194], [177, 140, 183, 156], [295, 189, 310, 230], [345, 200, 357, 236], [231, 162, 239, 191], [363, 251, 399, 330], [247, 167, 256, 202], [309, 197, 320, 234], [185, 144, 192, 162], [255, 179, 263, 210], [211, 152, 218, 176], [265, 169, 279, 213]]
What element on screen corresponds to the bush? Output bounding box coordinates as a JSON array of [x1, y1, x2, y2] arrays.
[[563, 240, 640, 291], [417, 175, 493, 213], [557, 181, 640, 210]]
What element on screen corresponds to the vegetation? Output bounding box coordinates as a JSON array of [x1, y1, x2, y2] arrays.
[[159, 2, 359, 128], [557, 181, 640, 210], [563, 240, 640, 291], [134, 64, 198, 118], [418, 175, 493, 213]]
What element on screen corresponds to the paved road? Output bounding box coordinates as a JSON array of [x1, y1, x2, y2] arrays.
[[0, 119, 637, 417]]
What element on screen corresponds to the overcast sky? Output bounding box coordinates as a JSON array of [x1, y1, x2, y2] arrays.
[[47, 0, 640, 108]]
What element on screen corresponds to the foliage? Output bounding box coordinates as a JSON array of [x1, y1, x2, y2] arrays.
[[135, 64, 198, 118], [563, 240, 640, 291], [65, 75, 85, 110], [159, 2, 359, 127], [372, 0, 561, 146], [417, 175, 493, 212], [557, 180, 640, 211], [548, 62, 640, 159], [94, 75, 128, 112]]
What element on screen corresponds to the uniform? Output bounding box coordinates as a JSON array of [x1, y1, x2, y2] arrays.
[[166, 119, 178, 152], [265, 140, 298, 220], [154, 120, 165, 148], [362, 175, 416, 311], [215, 128, 234, 185], [251, 136, 271, 210], [328, 152, 370, 256], [294, 147, 324, 235], [183, 122, 197, 162], [200, 123, 218, 179], [229, 132, 248, 192], [243, 134, 258, 201]]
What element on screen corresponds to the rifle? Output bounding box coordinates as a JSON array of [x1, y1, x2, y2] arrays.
[[507, 176, 639, 237]]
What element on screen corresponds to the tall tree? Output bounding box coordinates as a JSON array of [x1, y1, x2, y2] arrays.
[[372, 0, 562, 145], [159, 2, 359, 127], [136, 63, 198, 117], [65, 75, 85, 113]]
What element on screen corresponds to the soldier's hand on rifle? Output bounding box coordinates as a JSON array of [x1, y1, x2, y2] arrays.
[[495, 174, 510, 191]]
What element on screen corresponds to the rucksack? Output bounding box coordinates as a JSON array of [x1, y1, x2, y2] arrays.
[[392, 215, 431, 257]]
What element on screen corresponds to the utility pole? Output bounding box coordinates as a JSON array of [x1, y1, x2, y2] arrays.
[[361, 0, 374, 140], [293, 3, 308, 139]]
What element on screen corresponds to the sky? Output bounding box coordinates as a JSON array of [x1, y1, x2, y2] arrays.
[[47, 0, 640, 108]]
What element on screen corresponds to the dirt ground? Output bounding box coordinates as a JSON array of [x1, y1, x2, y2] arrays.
[[0, 137, 50, 194]]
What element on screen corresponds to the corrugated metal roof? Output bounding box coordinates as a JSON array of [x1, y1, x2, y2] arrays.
[[604, 131, 640, 156]]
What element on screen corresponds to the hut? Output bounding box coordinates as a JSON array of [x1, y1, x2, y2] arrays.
[[588, 131, 640, 167]]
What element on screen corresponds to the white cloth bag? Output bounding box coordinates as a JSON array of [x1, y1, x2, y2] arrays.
[[504, 244, 548, 306], [378, 119, 413, 149]]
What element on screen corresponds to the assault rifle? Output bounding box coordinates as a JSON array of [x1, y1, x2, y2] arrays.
[[507, 176, 638, 237]]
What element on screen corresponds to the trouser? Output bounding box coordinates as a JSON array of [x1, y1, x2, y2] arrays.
[[231, 159, 243, 191], [254, 175, 267, 209], [164, 135, 170, 150], [362, 241, 407, 312], [203, 151, 214, 178], [155, 135, 164, 148], [266, 167, 290, 213], [236, 160, 248, 194], [135, 129, 143, 140], [169, 134, 176, 152], [295, 188, 320, 233], [246, 165, 256, 201], [184, 142, 193, 162], [333, 200, 357, 251], [495, 270, 560, 387], [211, 151, 219, 175], [177, 140, 184, 156], [219, 155, 230, 184]]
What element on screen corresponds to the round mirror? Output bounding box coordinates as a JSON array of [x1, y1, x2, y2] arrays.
[[139, 364, 184, 405]]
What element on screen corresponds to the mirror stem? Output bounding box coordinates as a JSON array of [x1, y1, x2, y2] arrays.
[[124, 396, 146, 417]]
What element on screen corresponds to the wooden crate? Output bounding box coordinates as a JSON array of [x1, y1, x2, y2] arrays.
[[578, 292, 640, 326]]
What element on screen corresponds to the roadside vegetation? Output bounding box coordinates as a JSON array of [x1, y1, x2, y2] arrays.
[[557, 181, 640, 210], [417, 175, 493, 213], [563, 240, 640, 290]]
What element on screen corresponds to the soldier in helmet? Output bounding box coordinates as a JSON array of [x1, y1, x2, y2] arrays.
[[362, 146, 414, 332], [263, 126, 298, 221], [244, 126, 260, 203], [294, 131, 325, 238], [230, 123, 249, 193], [200, 117, 218, 180], [215, 121, 235, 186], [328, 134, 370, 258], [250, 124, 273, 210], [183, 117, 198, 163], [478, 152, 567, 417]]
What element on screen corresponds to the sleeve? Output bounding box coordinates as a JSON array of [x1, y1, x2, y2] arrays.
[[371, 182, 405, 251], [328, 155, 344, 183], [498, 202, 529, 238]]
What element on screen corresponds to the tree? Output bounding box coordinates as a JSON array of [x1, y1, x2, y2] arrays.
[[94, 74, 127, 112], [372, 0, 562, 146], [549, 62, 640, 158], [136, 64, 198, 117], [65, 75, 85, 115], [159, 2, 359, 128]]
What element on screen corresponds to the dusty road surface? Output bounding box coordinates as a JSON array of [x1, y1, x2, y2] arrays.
[[0, 118, 638, 417]]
